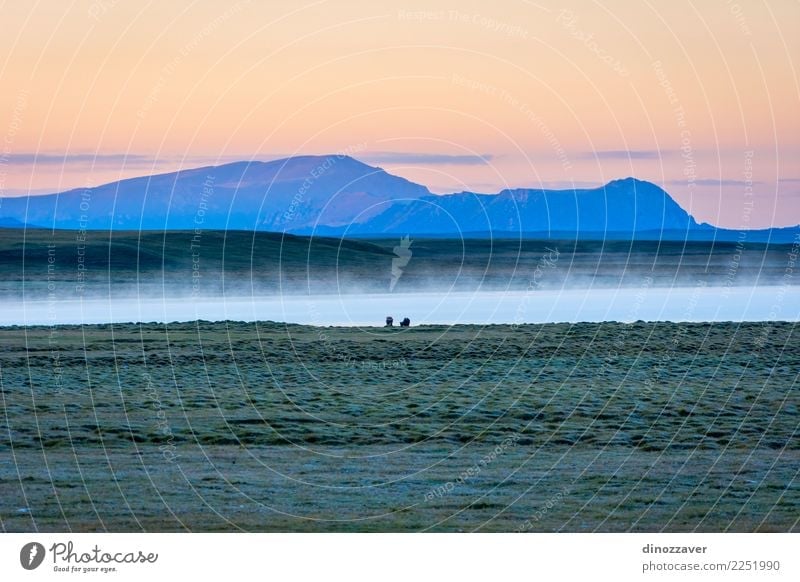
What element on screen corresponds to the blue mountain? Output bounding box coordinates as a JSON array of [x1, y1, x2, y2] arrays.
[[308, 177, 706, 237], [0, 155, 430, 232], [1, 155, 797, 241]]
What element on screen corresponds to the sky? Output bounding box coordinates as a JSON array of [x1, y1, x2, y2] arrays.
[[0, 0, 798, 228]]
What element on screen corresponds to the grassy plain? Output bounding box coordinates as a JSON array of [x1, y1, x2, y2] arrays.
[[1, 320, 797, 531]]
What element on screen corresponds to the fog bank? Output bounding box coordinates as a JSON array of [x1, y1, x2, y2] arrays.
[[3, 286, 798, 327]]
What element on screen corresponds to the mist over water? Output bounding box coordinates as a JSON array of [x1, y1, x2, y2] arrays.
[[2, 233, 797, 326], [3, 285, 798, 326]]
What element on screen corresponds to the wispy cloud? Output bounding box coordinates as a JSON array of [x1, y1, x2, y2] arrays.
[[0, 152, 274, 167], [362, 152, 494, 165], [0, 153, 158, 165], [531, 180, 606, 189], [1, 151, 496, 168], [577, 149, 664, 160], [666, 178, 764, 187]]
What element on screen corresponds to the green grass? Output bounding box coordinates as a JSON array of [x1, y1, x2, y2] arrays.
[[1, 320, 797, 532], [0, 228, 795, 297]]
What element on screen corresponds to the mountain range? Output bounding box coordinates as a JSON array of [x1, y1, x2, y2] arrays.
[[1, 154, 798, 241]]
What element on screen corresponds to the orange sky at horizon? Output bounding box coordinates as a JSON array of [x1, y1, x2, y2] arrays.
[[0, 0, 798, 228]]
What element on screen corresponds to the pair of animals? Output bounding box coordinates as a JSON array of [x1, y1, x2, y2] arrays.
[[385, 316, 410, 327]]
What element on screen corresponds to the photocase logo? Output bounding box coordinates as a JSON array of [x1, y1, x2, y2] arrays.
[[390, 236, 413, 291], [20, 542, 45, 570]]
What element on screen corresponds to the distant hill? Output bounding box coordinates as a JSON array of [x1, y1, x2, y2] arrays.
[[0, 217, 31, 228], [2, 229, 795, 300], [307, 178, 707, 237], [0, 156, 430, 232], [1, 155, 798, 241], [0, 229, 396, 298]]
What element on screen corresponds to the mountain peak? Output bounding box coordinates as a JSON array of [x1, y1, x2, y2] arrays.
[[606, 176, 655, 188], [0, 153, 430, 231], [0, 157, 723, 236], [264, 153, 374, 169]]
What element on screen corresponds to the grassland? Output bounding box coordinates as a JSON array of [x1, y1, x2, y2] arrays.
[[0, 228, 794, 298], [1, 320, 797, 532]]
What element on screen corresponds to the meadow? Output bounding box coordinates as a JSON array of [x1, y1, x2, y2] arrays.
[[1, 228, 794, 299], [1, 320, 797, 532]]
